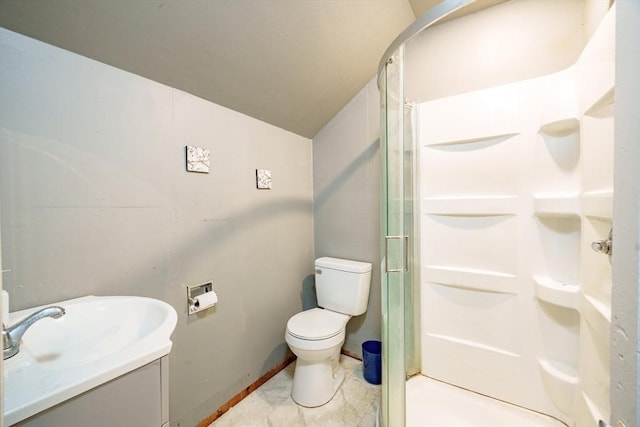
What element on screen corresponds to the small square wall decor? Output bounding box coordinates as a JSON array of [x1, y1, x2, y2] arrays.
[[186, 146, 210, 173], [256, 169, 272, 189]]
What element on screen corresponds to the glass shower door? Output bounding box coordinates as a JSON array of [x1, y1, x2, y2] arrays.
[[379, 4, 476, 426], [380, 46, 407, 427]]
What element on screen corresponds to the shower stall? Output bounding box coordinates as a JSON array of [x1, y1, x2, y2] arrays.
[[379, 1, 615, 426]]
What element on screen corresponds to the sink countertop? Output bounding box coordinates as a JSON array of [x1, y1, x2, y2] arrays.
[[3, 295, 177, 425]]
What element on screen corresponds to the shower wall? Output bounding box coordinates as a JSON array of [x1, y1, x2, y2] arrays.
[[417, 6, 614, 426], [404, 0, 591, 104]]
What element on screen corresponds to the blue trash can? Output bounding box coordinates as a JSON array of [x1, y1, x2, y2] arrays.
[[362, 340, 382, 385]]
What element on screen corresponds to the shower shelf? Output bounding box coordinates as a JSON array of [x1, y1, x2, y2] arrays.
[[538, 358, 579, 416], [580, 63, 614, 116], [533, 194, 580, 216], [423, 266, 517, 294], [539, 117, 580, 137], [583, 295, 611, 342], [581, 191, 613, 219], [424, 132, 518, 148], [532, 193, 612, 218], [422, 266, 517, 294], [534, 276, 580, 310], [539, 72, 579, 137], [534, 115, 581, 196], [584, 87, 614, 118], [422, 196, 518, 216]]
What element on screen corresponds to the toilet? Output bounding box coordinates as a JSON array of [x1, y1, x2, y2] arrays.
[[285, 257, 372, 407]]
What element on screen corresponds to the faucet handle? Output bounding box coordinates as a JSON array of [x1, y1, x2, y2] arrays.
[[3, 324, 12, 351], [3, 306, 66, 359]]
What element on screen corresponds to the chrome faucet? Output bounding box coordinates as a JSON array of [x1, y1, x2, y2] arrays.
[[3, 306, 66, 360]]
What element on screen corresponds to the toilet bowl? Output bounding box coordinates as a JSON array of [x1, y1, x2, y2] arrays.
[[285, 257, 372, 407], [285, 308, 350, 407]]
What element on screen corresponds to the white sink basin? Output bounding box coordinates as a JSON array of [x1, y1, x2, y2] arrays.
[[3, 295, 177, 425]]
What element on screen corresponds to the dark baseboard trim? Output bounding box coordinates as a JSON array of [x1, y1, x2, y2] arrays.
[[341, 348, 362, 361], [198, 348, 363, 426], [197, 354, 296, 427]]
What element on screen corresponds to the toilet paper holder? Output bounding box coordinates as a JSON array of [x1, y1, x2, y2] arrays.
[[187, 282, 217, 315]]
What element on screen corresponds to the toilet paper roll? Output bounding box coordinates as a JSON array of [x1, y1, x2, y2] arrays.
[[191, 291, 218, 314]]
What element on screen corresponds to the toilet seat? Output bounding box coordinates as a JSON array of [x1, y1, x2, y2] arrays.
[[286, 308, 349, 340]]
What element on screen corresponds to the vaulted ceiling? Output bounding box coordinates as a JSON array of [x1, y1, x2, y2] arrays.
[[0, 0, 500, 138]]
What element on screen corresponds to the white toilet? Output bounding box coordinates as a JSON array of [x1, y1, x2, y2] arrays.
[[285, 257, 372, 407]]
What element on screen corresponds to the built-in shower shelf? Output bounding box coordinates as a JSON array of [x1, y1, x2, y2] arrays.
[[583, 295, 611, 342], [584, 87, 614, 118], [533, 194, 580, 216], [422, 196, 517, 216], [425, 333, 519, 358], [424, 132, 518, 148], [582, 191, 613, 219], [539, 117, 580, 136], [423, 266, 517, 294], [534, 276, 580, 310], [539, 358, 579, 384], [532, 192, 612, 218], [538, 358, 579, 416]]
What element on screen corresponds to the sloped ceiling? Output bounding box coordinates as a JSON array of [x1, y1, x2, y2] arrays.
[[0, 0, 502, 138]]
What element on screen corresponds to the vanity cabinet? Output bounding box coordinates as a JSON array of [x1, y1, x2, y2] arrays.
[[12, 356, 169, 427]]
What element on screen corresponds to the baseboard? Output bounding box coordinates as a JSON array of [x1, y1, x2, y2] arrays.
[[196, 354, 296, 427], [341, 348, 362, 361], [198, 348, 363, 426]]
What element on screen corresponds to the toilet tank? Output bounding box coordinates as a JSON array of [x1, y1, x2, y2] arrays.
[[315, 257, 372, 316]]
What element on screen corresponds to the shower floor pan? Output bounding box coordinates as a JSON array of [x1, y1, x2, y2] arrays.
[[406, 376, 566, 427]]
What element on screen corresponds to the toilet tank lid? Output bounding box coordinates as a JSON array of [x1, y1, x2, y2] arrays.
[[315, 257, 372, 273]]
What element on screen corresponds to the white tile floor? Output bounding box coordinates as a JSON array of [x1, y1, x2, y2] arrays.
[[209, 355, 381, 427], [209, 356, 566, 427]]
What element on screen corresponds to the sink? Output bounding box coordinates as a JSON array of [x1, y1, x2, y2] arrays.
[[3, 295, 177, 425]]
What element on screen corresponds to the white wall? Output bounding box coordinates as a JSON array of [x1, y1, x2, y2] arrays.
[[0, 225, 3, 427], [611, 1, 640, 425], [0, 28, 314, 427]]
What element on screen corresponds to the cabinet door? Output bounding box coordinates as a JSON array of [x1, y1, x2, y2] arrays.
[[14, 360, 162, 427]]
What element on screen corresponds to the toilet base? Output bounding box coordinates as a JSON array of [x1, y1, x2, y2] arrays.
[[291, 353, 345, 407]]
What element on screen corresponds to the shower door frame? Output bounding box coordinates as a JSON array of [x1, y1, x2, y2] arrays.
[[380, 44, 408, 427], [378, 2, 476, 426]]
